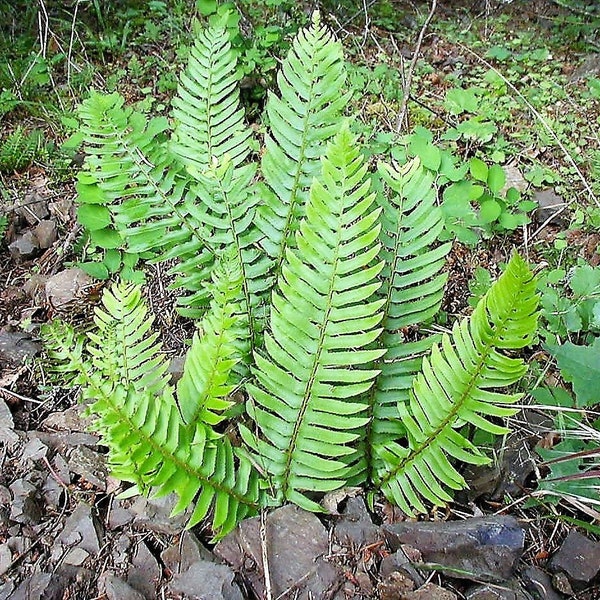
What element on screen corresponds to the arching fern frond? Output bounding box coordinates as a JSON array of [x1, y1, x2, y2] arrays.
[[256, 12, 349, 277], [374, 253, 539, 514], [363, 158, 451, 479], [241, 125, 386, 511], [44, 281, 262, 539]]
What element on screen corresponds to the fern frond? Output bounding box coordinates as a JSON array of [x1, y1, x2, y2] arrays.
[[256, 12, 348, 277], [374, 253, 539, 514], [241, 125, 386, 510], [364, 158, 451, 478], [170, 24, 251, 172], [94, 384, 261, 539]]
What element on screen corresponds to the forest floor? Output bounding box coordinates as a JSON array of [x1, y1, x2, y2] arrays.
[[1, 0, 600, 598]]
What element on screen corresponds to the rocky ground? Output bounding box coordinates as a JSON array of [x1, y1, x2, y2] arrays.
[[1, 195, 600, 597], [2, 1, 600, 598]]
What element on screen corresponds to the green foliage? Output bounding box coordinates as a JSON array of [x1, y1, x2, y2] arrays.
[[538, 264, 600, 343], [0, 127, 46, 173], [47, 15, 540, 536]]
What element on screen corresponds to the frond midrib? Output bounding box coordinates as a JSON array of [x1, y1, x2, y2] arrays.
[[279, 179, 345, 497], [377, 294, 516, 488]]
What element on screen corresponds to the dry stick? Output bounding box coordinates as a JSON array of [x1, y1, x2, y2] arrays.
[[395, 0, 437, 133], [455, 41, 600, 210], [260, 510, 273, 600]]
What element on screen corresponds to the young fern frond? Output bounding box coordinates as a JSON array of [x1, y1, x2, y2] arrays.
[[256, 12, 348, 277], [241, 125, 386, 510], [170, 23, 251, 173], [364, 158, 451, 477], [374, 253, 539, 514]]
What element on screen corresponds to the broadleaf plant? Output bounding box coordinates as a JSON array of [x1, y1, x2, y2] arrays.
[[44, 13, 540, 539]]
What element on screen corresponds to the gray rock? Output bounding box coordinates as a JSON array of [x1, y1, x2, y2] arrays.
[[162, 530, 213, 574], [108, 498, 135, 530], [570, 54, 600, 81], [0, 398, 18, 447], [42, 404, 94, 433], [168, 355, 186, 384], [42, 453, 71, 507], [34, 219, 58, 248], [45, 268, 93, 311], [15, 190, 49, 224], [67, 445, 107, 490], [10, 573, 65, 600], [0, 544, 11, 577], [0, 582, 14, 600], [57, 503, 102, 554], [501, 164, 528, 196], [0, 331, 41, 365], [22, 436, 48, 463], [8, 230, 40, 261], [131, 492, 191, 534], [383, 516, 525, 583], [215, 505, 343, 600], [63, 547, 89, 566], [127, 539, 160, 599], [379, 545, 424, 587], [169, 560, 244, 600], [533, 189, 567, 226], [101, 573, 146, 600], [9, 478, 43, 525], [333, 496, 381, 547], [520, 566, 562, 600], [378, 571, 416, 600], [548, 529, 600, 587]]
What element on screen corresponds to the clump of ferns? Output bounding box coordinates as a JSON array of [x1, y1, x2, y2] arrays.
[[43, 13, 540, 539]]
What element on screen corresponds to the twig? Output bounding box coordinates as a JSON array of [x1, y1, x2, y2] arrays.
[[260, 510, 273, 600], [395, 0, 437, 132], [455, 41, 600, 209]]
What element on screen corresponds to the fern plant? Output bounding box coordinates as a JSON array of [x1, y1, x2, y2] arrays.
[[45, 13, 540, 539]]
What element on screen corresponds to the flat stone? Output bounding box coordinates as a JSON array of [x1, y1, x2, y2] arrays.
[[549, 530, 600, 586], [161, 530, 213, 574], [101, 573, 146, 600], [169, 560, 244, 600], [8, 230, 40, 261], [0, 398, 18, 446], [16, 190, 49, 224], [520, 566, 562, 600], [403, 582, 457, 599], [379, 545, 424, 587], [383, 516, 525, 583], [108, 499, 135, 530], [10, 573, 65, 600], [533, 189, 567, 226], [9, 478, 43, 525], [0, 544, 11, 577], [0, 331, 41, 365], [67, 446, 107, 490], [57, 503, 102, 554], [333, 496, 381, 547], [378, 571, 416, 600], [501, 164, 528, 195], [45, 268, 93, 311], [0, 582, 14, 600], [131, 492, 191, 534], [42, 404, 94, 433], [127, 539, 161, 599], [64, 547, 89, 566], [34, 219, 57, 248], [570, 54, 600, 81], [215, 505, 343, 600]]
